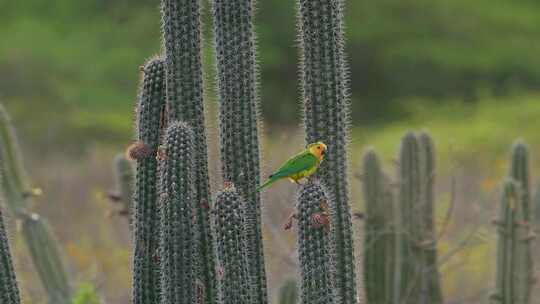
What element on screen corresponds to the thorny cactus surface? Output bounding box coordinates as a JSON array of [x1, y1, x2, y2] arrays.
[[160, 0, 217, 301], [131, 57, 166, 304], [211, 0, 267, 301], [213, 186, 252, 304], [296, 182, 336, 304], [296, 0, 357, 302], [158, 122, 196, 304], [362, 149, 396, 304], [0, 207, 20, 304]]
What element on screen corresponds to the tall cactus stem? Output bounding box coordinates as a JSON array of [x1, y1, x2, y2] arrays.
[[160, 1, 217, 301], [296, 182, 336, 304], [211, 0, 266, 301], [0, 207, 21, 304], [296, 0, 357, 302], [112, 154, 134, 225], [131, 57, 167, 304], [158, 122, 197, 304], [213, 185, 252, 304], [278, 279, 298, 304]]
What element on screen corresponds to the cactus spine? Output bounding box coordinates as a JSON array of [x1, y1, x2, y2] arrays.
[[211, 0, 267, 302], [296, 182, 336, 304], [296, 0, 357, 302], [0, 207, 20, 304], [0, 104, 72, 303], [396, 132, 442, 303], [213, 186, 252, 304], [158, 122, 196, 304], [160, 1, 217, 301], [362, 149, 396, 304], [21, 213, 71, 304], [131, 57, 166, 304], [492, 142, 534, 304], [278, 279, 298, 304]]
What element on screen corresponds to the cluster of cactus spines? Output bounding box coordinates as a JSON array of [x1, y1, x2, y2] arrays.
[[0, 105, 72, 303], [158, 122, 197, 304], [21, 213, 71, 304], [296, 182, 336, 304], [296, 0, 357, 302], [131, 57, 166, 304], [211, 0, 267, 302], [278, 279, 298, 304], [396, 132, 443, 303], [491, 142, 535, 304], [362, 149, 397, 304], [213, 185, 253, 304], [160, 1, 217, 301], [0, 207, 21, 304], [110, 154, 134, 222]]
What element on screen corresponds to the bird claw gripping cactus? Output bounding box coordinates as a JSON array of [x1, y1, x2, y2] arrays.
[[158, 122, 197, 304], [362, 148, 397, 304], [160, 0, 217, 301], [0, 207, 21, 304], [296, 0, 357, 302], [296, 181, 337, 304], [213, 185, 253, 304], [131, 57, 166, 304], [492, 141, 535, 304], [211, 0, 267, 301]]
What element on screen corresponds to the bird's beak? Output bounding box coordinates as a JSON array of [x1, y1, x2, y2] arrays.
[[321, 148, 327, 156]]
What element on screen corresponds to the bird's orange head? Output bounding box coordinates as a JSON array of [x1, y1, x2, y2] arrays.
[[307, 142, 328, 161]]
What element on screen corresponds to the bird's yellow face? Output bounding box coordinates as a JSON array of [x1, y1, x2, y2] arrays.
[[307, 142, 328, 161]]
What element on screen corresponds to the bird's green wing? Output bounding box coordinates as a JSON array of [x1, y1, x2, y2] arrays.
[[270, 152, 318, 179]]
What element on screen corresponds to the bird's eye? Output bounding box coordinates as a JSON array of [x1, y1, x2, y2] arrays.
[[317, 146, 321, 149]]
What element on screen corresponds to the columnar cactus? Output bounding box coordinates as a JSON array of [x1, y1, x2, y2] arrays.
[[111, 154, 134, 224], [296, 0, 357, 302], [0, 207, 20, 304], [0, 104, 72, 303], [158, 122, 196, 304], [296, 182, 336, 304], [130, 57, 166, 304], [362, 149, 396, 304], [21, 213, 71, 304], [211, 0, 267, 302], [160, 1, 217, 301], [492, 142, 535, 304], [213, 186, 252, 304], [278, 279, 298, 304]]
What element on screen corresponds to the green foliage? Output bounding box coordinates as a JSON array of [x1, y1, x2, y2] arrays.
[[158, 121, 197, 304], [71, 283, 100, 304], [362, 149, 397, 304], [131, 57, 166, 304], [492, 142, 535, 304], [211, 0, 266, 302], [296, 182, 335, 304], [213, 185, 252, 304], [160, 1, 217, 301], [296, 0, 356, 302], [0, 207, 21, 304], [278, 279, 298, 304]]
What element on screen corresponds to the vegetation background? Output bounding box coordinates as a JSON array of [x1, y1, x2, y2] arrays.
[[1, 0, 540, 303]]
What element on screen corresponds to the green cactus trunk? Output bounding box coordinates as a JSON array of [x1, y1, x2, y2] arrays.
[[160, 1, 217, 301], [131, 57, 167, 304], [492, 142, 534, 304], [0, 104, 72, 303], [362, 149, 396, 304], [112, 154, 134, 225], [21, 213, 71, 304], [278, 279, 298, 304], [158, 122, 197, 304], [0, 207, 21, 304], [296, 0, 357, 302], [296, 182, 336, 304], [211, 0, 266, 302], [213, 186, 253, 304]]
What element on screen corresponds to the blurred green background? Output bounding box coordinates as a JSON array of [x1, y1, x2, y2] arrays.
[[2, 0, 540, 303]]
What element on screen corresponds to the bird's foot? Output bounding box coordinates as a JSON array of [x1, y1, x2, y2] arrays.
[[283, 212, 297, 230]]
